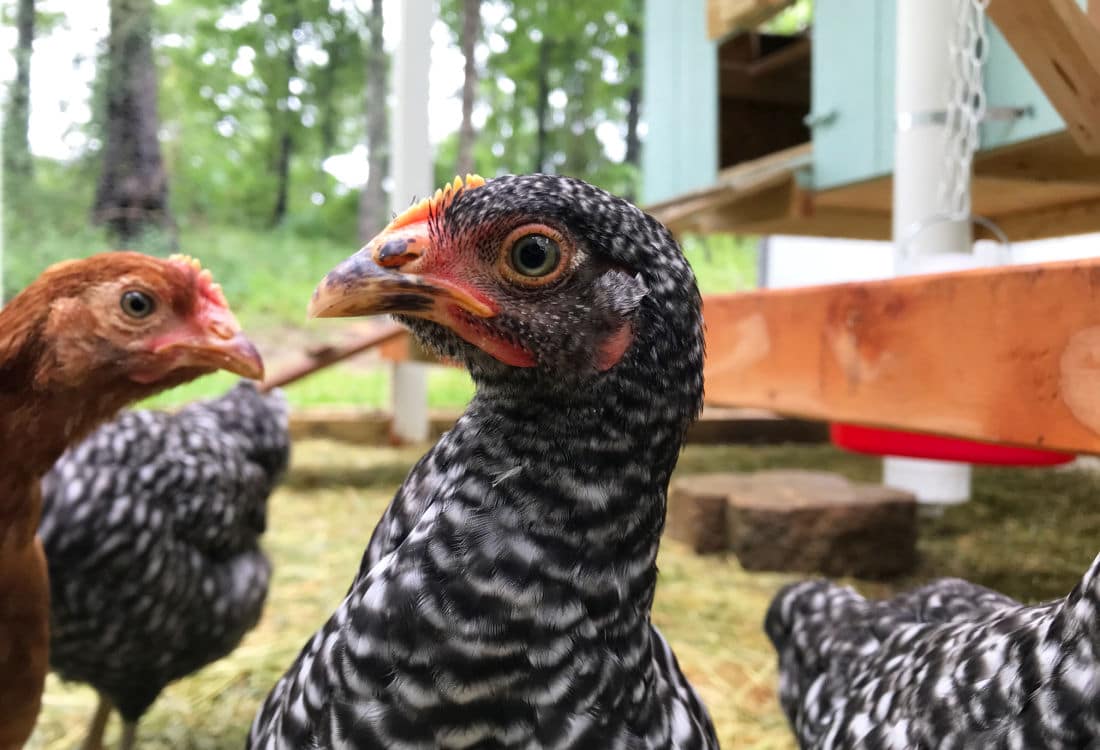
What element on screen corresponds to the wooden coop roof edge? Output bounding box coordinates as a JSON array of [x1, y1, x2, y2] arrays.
[[707, 0, 799, 41], [986, 0, 1100, 156], [648, 132, 1100, 242]]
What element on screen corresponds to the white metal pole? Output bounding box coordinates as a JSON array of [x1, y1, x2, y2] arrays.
[[886, 0, 973, 504], [389, 0, 433, 444]]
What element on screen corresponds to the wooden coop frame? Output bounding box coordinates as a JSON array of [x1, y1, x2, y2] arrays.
[[644, 0, 1100, 457]]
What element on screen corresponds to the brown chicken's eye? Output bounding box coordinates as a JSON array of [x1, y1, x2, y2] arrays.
[[120, 290, 156, 319], [509, 234, 561, 278]]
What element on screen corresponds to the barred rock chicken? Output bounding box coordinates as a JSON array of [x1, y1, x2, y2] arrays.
[[39, 378, 289, 750], [0, 252, 262, 750], [248, 174, 718, 748], [767, 557, 1100, 748]]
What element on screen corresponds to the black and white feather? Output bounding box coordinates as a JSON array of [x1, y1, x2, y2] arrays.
[[39, 380, 289, 727], [767, 557, 1100, 748], [249, 175, 718, 748]]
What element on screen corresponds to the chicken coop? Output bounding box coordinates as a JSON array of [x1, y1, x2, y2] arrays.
[[644, 0, 1100, 502]]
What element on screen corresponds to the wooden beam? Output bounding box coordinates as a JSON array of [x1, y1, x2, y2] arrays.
[[646, 134, 1100, 242], [975, 131, 1100, 184], [707, 0, 796, 40], [702, 258, 1100, 455], [261, 323, 406, 392], [986, 195, 1100, 240], [986, 0, 1100, 155]]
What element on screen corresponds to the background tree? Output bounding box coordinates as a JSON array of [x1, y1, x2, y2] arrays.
[[92, 0, 172, 242], [358, 0, 389, 242], [622, 0, 642, 199], [3, 0, 36, 200], [456, 0, 482, 177], [442, 0, 644, 197]]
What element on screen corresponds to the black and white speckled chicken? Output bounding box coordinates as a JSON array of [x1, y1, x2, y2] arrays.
[[39, 379, 289, 750], [766, 555, 1100, 748], [248, 174, 718, 748]]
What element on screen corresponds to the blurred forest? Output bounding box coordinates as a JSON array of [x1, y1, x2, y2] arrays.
[[0, 0, 790, 404], [4, 0, 649, 256]]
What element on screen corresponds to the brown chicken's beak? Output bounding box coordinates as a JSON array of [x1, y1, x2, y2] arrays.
[[153, 305, 265, 380], [308, 223, 495, 321]]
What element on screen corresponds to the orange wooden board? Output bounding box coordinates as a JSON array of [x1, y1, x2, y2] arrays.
[[701, 258, 1100, 455]]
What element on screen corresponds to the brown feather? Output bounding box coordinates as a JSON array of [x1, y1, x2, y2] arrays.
[[0, 251, 250, 748]]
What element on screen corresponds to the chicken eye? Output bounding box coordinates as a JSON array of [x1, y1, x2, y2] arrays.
[[509, 234, 561, 278], [120, 290, 156, 319]]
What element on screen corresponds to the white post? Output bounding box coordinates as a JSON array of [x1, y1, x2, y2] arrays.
[[389, 0, 433, 444], [885, 0, 973, 504]]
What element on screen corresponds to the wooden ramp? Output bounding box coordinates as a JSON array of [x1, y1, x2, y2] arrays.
[[701, 258, 1100, 455]]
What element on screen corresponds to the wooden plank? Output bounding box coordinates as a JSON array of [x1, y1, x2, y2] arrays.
[[986, 0, 1100, 155], [732, 207, 892, 241], [975, 131, 1100, 184], [989, 195, 1100, 240], [261, 323, 406, 392], [646, 142, 811, 229], [818, 174, 1100, 217], [701, 259, 1100, 455], [707, 0, 796, 40], [645, 134, 1100, 242]]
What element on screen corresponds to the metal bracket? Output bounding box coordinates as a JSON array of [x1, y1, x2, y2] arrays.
[[803, 109, 838, 129], [897, 105, 1034, 132]]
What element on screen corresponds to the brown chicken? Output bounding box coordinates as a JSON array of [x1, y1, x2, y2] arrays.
[[0, 251, 263, 749]]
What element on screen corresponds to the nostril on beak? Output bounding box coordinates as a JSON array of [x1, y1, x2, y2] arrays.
[[374, 238, 422, 268], [209, 321, 235, 340]]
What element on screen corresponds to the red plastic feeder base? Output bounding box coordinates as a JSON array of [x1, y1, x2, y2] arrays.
[[830, 424, 1074, 467]]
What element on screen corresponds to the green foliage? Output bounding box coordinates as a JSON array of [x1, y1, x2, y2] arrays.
[[11, 0, 655, 235], [764, 0, 813, 34], [154, 0, 367, 233], [681, 233, 758, 295], [437, 0, 643, 197]]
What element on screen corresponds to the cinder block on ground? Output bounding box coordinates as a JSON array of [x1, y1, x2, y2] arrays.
[[666, 477, 732, 553], [667, 470, 917, 578]]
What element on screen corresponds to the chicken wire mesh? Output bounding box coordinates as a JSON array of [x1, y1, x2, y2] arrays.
[[939, 0, 991, 223]]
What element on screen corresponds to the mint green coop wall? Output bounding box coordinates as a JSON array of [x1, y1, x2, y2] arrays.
[[641, 0, 718, 205], [808, 0, 1078, 192]]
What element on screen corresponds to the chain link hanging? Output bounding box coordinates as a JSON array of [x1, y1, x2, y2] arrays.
[[939, 0, 991, 222]]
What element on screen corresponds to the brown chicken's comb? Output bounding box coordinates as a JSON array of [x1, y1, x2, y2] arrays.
[[169, 253, 228, 307], [387, 174, 487, 233]]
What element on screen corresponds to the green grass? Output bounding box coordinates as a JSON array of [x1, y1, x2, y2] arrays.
[[139, 364, 476, 410], [682, 233, 758, 295], [30, 440, 1100, 749]]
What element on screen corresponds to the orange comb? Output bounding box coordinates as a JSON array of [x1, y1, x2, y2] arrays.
[[387, 174, 487, 232]]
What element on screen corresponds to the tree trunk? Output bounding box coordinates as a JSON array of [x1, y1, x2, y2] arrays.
[[317, 43, 339, 162], [358, 0, 389, 243], [455, 0, 481, 176], [624, 11, 642, 166], [534, 38, 550, 173], [3, 0, 35, 195], [271, 129, 292, 225], [92, 0, 171, 242], [270, 25, 299, 226], [623, 2, 643, 200]]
